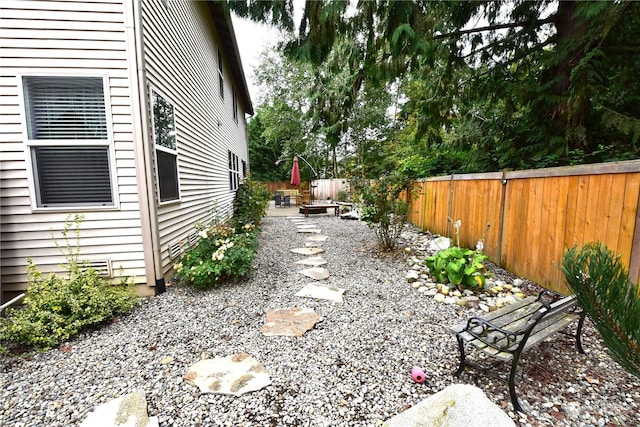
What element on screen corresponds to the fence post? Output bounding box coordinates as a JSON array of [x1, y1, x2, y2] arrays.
[[497, 171, 508, 267], [630, 195, 640, 286], [447, 174, 455, 237]]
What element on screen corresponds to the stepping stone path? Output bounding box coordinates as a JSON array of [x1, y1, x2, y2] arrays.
[[184, 353, 271, 397], [295, 283, 345, 303], [305, 235, 329, 242], [80, 390, 159, 427], [294, 256, 328, 266], [260, 307, 322, 337], [297, 228, 321, 233], [290, 247, 324, 255], [298, 267, 330, 280]]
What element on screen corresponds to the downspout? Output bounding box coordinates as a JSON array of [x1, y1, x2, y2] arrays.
[[126, 0, 165, 294]]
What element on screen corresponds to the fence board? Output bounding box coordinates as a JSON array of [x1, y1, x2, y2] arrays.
[[410, 160, 640, 293]]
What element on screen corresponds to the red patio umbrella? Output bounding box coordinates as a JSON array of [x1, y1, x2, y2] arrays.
[[290, 156, 301, 186]]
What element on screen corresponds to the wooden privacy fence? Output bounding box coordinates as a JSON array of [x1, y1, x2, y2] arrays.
[[407, 160, 640, 293], [261, 179, 348, 201]]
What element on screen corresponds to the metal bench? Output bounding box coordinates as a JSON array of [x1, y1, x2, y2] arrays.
[[448, 291, 586, 412]]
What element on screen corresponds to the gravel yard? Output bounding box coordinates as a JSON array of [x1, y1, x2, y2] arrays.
[[1, 215, 638, 426]]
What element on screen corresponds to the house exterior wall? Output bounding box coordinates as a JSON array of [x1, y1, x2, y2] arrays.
[[139, 0, 250, 279], [0, 0, 149, 297], [0, 0, 251, 300]]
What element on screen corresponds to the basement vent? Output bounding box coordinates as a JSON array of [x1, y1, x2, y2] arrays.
[[169, 241, 183, 260], [82, 259, 112, 278], [188, 231, 199, 247]]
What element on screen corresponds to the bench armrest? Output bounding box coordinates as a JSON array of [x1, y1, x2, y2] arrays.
[[465, 317, 526, 351]]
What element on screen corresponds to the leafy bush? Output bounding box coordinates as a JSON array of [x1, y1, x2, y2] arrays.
[[424, 220, 492, 290], [174, 222, 259, 289], [425, 246, 489, 288], [560, 242, 640, 379], [353, 173, 410, 251], [233, 177, 271, 228], [0, 215, 138, 350]]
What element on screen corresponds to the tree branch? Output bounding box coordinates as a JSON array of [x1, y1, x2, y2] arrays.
[[433, 16, 555, 41]]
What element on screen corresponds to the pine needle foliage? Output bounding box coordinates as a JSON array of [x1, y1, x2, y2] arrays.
[[560, 242, 640, 378]]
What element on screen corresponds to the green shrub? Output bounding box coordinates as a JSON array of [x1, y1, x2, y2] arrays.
[[174, 222, 259, 289], [353, 173, 410, 251], [233, 177, 271, 228], [335, 190, 350, 202], [0, 215, 138, 350], [560, 242, 640, 379]]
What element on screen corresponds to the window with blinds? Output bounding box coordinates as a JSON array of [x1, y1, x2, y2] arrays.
[[151, 89, 180, 202], [23, 76, 114, 208]]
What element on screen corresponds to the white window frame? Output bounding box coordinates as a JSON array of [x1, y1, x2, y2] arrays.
[[228, 150, 240, 192], [20, 73, 118, 211], [150, 87, 181, 204], [218, 48, 224, 101], [232, 89, 238, 123]]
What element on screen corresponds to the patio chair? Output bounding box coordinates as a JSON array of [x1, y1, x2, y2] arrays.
[[283, 195, 291, 207], [275, 192, 283, 207]]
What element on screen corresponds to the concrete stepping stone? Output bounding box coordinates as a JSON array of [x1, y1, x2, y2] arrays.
[[306, 235, 329, 242], [260, 307, 321, 337], [295, 283, 345, 303], [296, 224, 319, 229], [297, 228, 321, 234], [184, 353, 271, 397], [80, 390, 159, 427], [305, 241, 324, 247], [299, 267, 330, 280], [294, 256, 327, 266], [290, 247, 325, 255]]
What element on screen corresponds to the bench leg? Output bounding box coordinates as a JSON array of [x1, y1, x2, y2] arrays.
[[575, 312, 586, 354], [509, 352, 525, 413], [453, 336, 466, 377]]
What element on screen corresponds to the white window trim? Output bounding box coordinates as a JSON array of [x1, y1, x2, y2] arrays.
[[150, 86, 181, 205], [19, 73, 119, 212]]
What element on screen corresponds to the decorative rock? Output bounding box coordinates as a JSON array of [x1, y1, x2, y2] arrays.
[[290, 247, 324, 255], [478, 303, 490, 313], [295, 283, 345, 303], [428, 236, 451, 252], [80, 390, 159, 427], [298, 267, 330, 280], [434, 293, 446, 303], [406, 270, 420, 282], [440, 287, 449, 296], [456, 298, 468, 306], [383, 384, 515, 427], [417, 286, 427, 293], [513, 278, 524, 287], [412, 282, 422, 289], [184, 354, 271, 397], [444, 296, 456, 304], [452, 290, 462, 297], [425, 288, 438, 296], [260, 307, 321, 337], [294, 256, 328, 266]]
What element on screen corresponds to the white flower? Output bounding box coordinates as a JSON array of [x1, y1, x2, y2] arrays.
[[476, 240, 484, 252], [454, 220, 462, 230], [198, 230, 208, 239]]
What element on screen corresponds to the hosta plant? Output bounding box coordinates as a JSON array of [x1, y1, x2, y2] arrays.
[[424, 220, 492, 290]]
